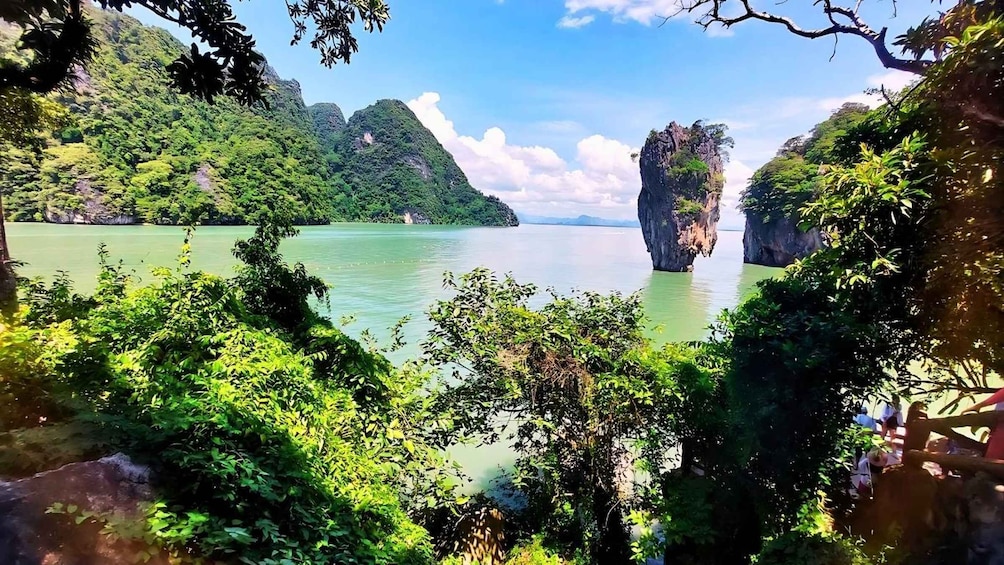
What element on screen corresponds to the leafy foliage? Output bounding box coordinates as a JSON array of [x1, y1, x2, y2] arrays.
[[0, 0, 388, 105], [422, 269, 711, 563], [740, 102, 871, 223], [756, 531, 873, 565], [680, 4, 1004, 563], [0, 221, 461, 564]]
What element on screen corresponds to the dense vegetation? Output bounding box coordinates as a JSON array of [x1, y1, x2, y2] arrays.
[[740, 102, 872, 223], [423, 270, 713, 562], [333, 100, 518, 225], [2, 223, 461, 563], [0, 9, 517, 227]]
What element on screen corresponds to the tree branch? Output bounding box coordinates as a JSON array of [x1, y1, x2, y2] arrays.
[[681, 0, 933, 75]]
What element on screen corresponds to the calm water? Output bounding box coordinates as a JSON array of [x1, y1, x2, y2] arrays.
[[6, 222, 778, 486]]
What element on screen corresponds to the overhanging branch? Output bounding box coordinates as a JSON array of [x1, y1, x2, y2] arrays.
[[677, 0, 933, 75]]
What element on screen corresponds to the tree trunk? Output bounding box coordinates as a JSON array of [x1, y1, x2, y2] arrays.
[[592, 470, 631, 565], [0, 190, 16, 311]]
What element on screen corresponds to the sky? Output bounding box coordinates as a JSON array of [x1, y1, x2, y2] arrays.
[[130, 0, 933, 229]]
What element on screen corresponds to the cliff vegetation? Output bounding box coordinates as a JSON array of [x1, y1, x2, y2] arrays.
[[741, 103, 871, 266], [0, 10, 517, 227]]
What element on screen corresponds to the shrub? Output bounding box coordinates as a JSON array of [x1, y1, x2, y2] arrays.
[[756, 531, 872, 565]]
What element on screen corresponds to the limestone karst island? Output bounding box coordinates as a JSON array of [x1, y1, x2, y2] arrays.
[[1, 1, 1002, 565]]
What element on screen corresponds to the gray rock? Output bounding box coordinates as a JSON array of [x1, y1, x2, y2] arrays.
[[0, 453, 158, 565], [638, 123, 724, 272], [742, 214, 823, 267], [43, 180, 136, 225]]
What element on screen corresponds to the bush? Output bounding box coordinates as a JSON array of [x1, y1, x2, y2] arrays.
[[756, 531, 872, 565], [505, 536, 584, 565], [3, 223, 460, 564]]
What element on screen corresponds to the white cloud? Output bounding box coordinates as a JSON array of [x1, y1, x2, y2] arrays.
[[563, 0, 682, 26], [557, 14, 596, 28], [407, 92, 641, 217], [818, 70, 917, 111], [719, 159, 753, 231]]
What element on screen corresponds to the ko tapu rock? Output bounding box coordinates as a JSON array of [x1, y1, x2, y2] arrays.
[[638, 122, 727, 272]]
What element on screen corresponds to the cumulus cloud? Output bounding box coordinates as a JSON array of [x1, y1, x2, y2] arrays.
[[563, 0, 682, 26], [818, 70, 917, 111], [719, 159, 754, 230], [407, 92, 641, 217], [557, 14, 596, 28]]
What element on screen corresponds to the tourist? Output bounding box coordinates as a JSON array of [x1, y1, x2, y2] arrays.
[[854, 406, 877, 431], [962, 386, 1004, 460], [880, 395, 903, 441]]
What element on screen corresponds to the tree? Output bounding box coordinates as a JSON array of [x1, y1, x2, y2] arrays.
[[1, 0, 389, 104], [0, 88, 70, 311], [423, 269, 709, 564], [677, 2, 1002, 559], [676, 0, 934, 74]]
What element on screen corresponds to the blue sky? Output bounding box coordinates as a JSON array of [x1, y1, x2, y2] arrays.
[[131, 0, 934, 228]]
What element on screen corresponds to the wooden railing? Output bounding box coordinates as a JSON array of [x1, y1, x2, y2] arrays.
[[900, 407, 1004, 478]]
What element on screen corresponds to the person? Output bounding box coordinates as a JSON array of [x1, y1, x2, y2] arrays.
[[880, 395, 903, 441], [854, 406, 877, 431], [962, 386, 1004, 460], [852, 455, 873, 498]]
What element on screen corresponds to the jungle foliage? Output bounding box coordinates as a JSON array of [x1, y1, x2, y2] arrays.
[[0, 0, 388, 105], [740, 102, 872, 223], [0, 9, 517, 227], [423, 269, 714, 563], [0, 221, 462, 564]]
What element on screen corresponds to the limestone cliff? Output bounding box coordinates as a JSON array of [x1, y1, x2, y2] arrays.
[[743, 214, 823, 267], [638, 122, 725, 272], [740, 103, 870, 267], [335, 100, 519, 226], [0, 10, 518, 227]]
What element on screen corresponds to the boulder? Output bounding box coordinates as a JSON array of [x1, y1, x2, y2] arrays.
[[0, 453, 163, 565]]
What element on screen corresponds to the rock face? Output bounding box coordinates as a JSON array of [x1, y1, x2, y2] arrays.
[[743, 214, 823, 267], [42, 180, 136, 225], [0, 453, 164, 565], [638, 122, 724, 272]]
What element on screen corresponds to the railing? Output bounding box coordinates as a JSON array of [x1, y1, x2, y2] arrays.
[[900, 406, 1004, 478]]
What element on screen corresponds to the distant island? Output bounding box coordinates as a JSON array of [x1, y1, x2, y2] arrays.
[[0, 10, 517, 228], [518, 214, 641, 228]]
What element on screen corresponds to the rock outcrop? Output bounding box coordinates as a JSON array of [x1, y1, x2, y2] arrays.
[[42, 180, 136, 225], [638, 122, 724, 272], [0, 453, 164, 565], [743, 214, 823, 267]]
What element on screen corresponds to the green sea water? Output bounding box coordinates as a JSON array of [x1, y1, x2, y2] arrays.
[[5, 222, 779, 486]]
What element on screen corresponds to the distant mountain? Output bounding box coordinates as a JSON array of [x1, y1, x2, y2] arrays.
[[0, 9, 517, 227], [518, 214, 641, 228], [331, 100, 518, 226]]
